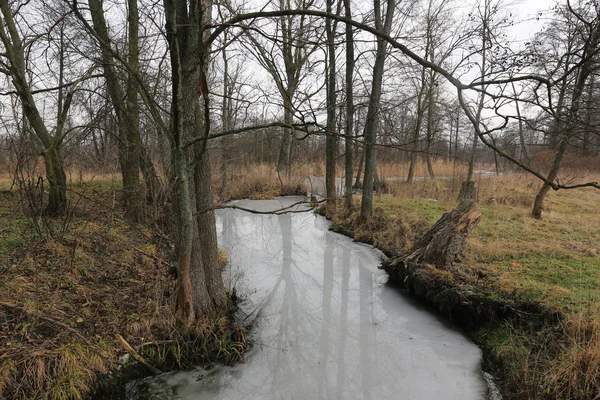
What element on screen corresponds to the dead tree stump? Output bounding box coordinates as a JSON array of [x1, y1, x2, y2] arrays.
[[458, 181, 478, 202], [384, 199, 481, 270]]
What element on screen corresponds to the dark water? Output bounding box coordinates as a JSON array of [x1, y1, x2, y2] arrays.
[[137, 198, 489, 400]]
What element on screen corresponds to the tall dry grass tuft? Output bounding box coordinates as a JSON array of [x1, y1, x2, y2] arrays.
[[0, 341, 112, 400], [547, 315, 600, 399], [485, 314, 600, 400], [218, 163, 307, 201]]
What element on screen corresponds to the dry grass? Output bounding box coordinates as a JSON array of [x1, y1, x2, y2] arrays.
[[0, 171, 12, 191], [315, 164, 600, 400], [0, 181, 245, 399], [218, 163, 307, 201], [481, 315, 600, 399]]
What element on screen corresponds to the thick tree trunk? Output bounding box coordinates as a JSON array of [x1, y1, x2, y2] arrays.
[[121, 0, 143, 222], [458, 180, 478, 202], [165, 0, 227, 323], [44, 147, 67, 215], [173, 148, 195, 326], [194, 0, 227, 315], [165, 0, 194, 326], [194, 146, 228, 314]]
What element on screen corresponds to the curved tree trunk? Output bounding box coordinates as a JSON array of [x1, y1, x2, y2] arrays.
[[0, 2, 69, 216], [532, 20, 600, 219]]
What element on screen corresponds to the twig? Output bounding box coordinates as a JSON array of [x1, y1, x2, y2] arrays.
[[116, 333, 162, 375], [195, 198, 327, 216], [0, 301, 89, 344], [133, 246, 163, 262], [140, 340, 177, 348]]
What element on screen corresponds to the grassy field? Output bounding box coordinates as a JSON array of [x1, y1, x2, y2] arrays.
[[322, 170, 600, 399]]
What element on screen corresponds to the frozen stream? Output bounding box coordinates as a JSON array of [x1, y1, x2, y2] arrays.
[[138, 197, 489, 399]]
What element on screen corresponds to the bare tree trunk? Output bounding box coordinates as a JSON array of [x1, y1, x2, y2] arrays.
[[165, 0, 195, 325], [360, 0, 396, 221], [425, 68, 436, 180], [511, 81, 530, 166], [195, 0, 227, 313], [88, 0, 142, 221], [532, 139, 566, 219], [354, 148, 364, 188], [122, 0, 143, 222], [194, 147, 227, 313], [43, 148, 68, 215], [325, 0, 337, 212], [165, 0, 226, 323], [278, 102, 293, 175], [139, 145, 162, 203], [343, 0, 354, 213], [583, 74, 595, 154], [407, 76, 427, 183], [466, 130, 478, 181], [220, 30, 230, 197]]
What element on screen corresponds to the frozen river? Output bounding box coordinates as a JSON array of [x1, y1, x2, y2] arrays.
[[136, 197, 489, 400]]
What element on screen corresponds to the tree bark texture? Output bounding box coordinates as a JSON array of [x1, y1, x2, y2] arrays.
[[343, 0, 355, 213], [383, 199, 480, 270], [325, 0, 337, 212], [360, 0, 396, 221]]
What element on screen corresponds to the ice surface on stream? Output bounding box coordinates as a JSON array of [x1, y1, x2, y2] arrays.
[[138, 197, 489, 400]]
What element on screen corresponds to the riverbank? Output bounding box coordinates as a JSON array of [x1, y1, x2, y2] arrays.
[[319, 174, 600, 399], [0, 181, 245, 399]]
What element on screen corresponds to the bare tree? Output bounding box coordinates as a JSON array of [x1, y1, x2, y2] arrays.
[[0, 2, 82, 215], [235, 0, 321, 175], [531, 3, 600, 219]]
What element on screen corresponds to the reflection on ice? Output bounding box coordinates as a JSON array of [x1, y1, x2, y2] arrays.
[[140, 197, 488, 400]]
